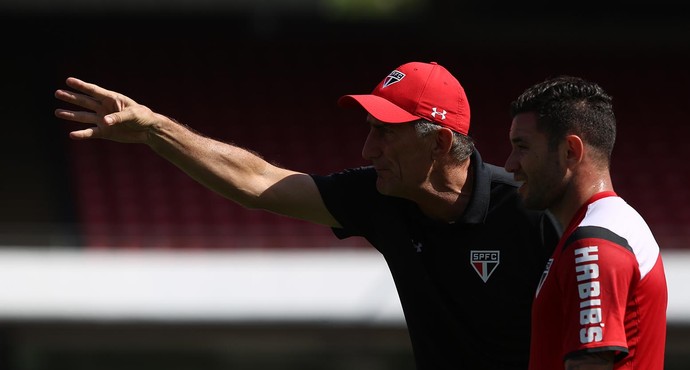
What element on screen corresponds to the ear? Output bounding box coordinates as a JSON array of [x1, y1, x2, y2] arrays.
[[564, 134, 584, 165], [432, 127, 454, 159]]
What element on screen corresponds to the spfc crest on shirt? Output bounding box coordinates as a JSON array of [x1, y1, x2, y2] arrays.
[[470, 250, 500, 283]]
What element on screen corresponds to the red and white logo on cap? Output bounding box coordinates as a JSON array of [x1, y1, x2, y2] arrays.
[[382, 70, 405, 88]]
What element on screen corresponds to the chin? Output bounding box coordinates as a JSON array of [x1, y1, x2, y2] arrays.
[[375, 180, 390, 195], [518, 191, 538, 210], [375, 182, 402, 198], [522, 194, 551, 211], [517, 186, 530, 203]]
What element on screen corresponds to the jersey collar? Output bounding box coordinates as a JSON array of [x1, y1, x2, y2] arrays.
[[562, 190, 618, 237]]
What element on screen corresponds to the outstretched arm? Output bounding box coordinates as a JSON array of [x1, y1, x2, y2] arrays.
[[55, 77, 341, 228]]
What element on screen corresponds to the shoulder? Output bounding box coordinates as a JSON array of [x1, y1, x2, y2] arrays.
[[471, 150, 520, 190], [572, 196, 661, 276], [566, 197, 642, 249], [311, 166, 377, 188], [310, 166, 390, 206], [578, 196, 656, 248], [472, 153, 550, 228], [475, 157, 523, 209], [486, 163, 521, 188]]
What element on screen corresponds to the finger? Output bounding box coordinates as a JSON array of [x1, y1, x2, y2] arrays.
[[54, 88, 104, 113], [102, 110, 138, 126], [65, 77, 114, 100], [54, 108, 103, 125], [68, 127, 100, 140], [64, 77, 135, 106]]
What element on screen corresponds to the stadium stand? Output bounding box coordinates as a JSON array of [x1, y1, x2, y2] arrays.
[[58, 39, 690, 250]]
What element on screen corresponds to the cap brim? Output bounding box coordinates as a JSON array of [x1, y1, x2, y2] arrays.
[[338, 94, 419, 124]]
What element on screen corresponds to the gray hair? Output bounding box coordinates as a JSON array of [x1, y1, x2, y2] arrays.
[[413, 119, 474, 162]]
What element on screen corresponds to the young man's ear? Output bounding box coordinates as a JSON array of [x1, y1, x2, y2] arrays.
[[564, 134, 585, 165]]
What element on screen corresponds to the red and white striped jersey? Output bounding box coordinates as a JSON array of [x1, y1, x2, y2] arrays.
[[529, 191, 667, 370]]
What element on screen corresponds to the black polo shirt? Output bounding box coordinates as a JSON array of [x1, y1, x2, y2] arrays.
[[311, 150, 557, 370]]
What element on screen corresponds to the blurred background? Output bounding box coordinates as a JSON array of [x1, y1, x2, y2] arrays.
[[1, 0, 689, 369]]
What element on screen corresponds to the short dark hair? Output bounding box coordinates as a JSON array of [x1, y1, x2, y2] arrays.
[[510, 76, 616, 165]]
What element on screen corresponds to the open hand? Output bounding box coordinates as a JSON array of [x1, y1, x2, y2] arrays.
[[54, 77, 161, 144]]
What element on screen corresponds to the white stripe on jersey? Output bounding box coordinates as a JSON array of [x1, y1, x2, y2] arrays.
[[579, 196, 660, 279]]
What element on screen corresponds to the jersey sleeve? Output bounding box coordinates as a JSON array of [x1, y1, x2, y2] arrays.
[[556, 226, 640, 360]]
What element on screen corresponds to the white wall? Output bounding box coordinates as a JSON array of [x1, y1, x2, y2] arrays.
[[0, 248, 685, 324]]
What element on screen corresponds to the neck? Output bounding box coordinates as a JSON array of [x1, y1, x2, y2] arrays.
[[550, 169, 614, 230], [416, 158, 473, 223]]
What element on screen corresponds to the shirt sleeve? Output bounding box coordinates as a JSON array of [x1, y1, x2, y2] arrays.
[[310, 166, 380, 238], [556, 226, 639, 359]]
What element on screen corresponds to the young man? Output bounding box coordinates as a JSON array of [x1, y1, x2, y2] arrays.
[[505, 76, 668, 370], [55, 61, 557, 370]]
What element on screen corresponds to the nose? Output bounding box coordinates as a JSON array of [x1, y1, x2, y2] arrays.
[[504, 149, 519, 173], [361, 127, 380, 161]]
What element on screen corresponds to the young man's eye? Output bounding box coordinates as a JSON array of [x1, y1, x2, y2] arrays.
[[511, 141, 528, 151]]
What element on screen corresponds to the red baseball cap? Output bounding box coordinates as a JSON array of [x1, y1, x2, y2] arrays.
[[338, 61, 471, 135]]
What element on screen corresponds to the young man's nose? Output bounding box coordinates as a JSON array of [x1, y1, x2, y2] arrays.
[[504, 151, 519, 173]]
